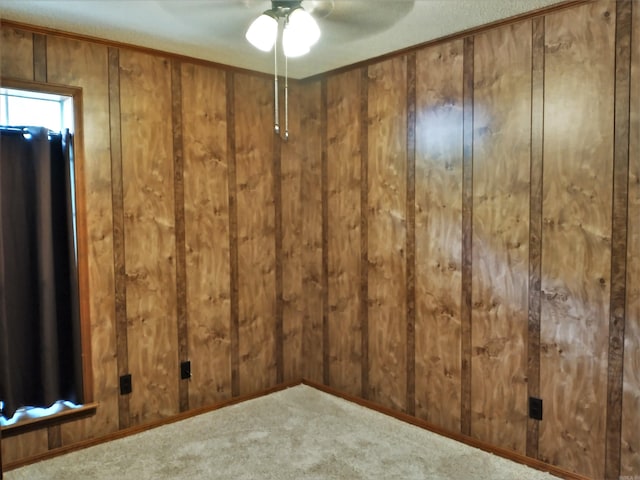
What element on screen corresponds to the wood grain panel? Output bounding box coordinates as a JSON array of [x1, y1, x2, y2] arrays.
[[471, 20, 531, 454], [367, 57, 407, 412], [280, 82, 312, 382], [0, 431, 47, 465], [47, 426, 61, 450], [414, 39, 463, 433], [621, 1, 640, 476], [527, 16, 545, 459], [32, 34, 46, 82], [181, 62, 231, 408], [301, 80, 324, 384], [45, 36, 119, 444], [0, 27, 33, 80], [605, 2, 632, 478], [326, 69, 362, 396], [119, 50, 179, 425], [540, 3, 615, 478], [233, 73, 276, 395]]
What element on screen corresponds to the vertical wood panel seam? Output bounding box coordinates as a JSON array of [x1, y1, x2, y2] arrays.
[[321, 78, 330, 385], [527, 15, 545, 460], [274, 122, 284, 384], [32, 33, 46, 83], [605, 1, 632, 479], [171, 59, 189, 412], [108, 47, 130, 429], [405, 52, 417, 416], [226, 72, 240, 397], [360, 67, 370, 399], [460, 36, 474, 436]]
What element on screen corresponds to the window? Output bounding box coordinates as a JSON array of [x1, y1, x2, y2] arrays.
[[0, 80, 93, 431], [1, 87, 74, 133]]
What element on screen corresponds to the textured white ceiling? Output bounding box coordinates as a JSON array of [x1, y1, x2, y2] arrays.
[[0, 0, 565, 79]]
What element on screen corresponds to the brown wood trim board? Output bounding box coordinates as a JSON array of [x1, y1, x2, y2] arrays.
[[4, 379, 590, 479], [107, 46, 131, 431], [1, 20, 275, 81], [302, 380, 592, 480], [3, 1, 588, 83], [405, 51, 417, 417], [605, 1, 633, 479], [301, 0, 589, 82], [2, 381, 301, 472], [526, 14, 545, 460], [171, 58, 190, 414]]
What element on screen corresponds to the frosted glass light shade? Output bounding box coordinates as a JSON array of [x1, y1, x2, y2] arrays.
[[282, 7, 320, 57], [282, 29, 311, 57], [246, 13, 278, 52]]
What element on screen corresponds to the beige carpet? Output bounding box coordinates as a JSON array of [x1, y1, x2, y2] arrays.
[[5, 385, 557, 479]]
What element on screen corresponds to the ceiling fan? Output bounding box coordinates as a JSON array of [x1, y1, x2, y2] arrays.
[[157, 1, 415, 46], [244, 0, 323, 139], [158, 0, 414, 139]]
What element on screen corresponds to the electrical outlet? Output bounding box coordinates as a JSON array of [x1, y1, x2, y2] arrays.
[[180, 361, 191, 380], [529, 397, 543, 420], [120, 374, 132, 395]]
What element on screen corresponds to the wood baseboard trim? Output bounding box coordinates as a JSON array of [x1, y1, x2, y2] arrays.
[[2, 379, 302, 472], [302, 379, 592, 480], [4, 378, 591, 480]]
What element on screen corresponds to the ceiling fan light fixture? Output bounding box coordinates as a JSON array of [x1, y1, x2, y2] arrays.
[[245, 0, 323, 139], [245, 11, 278, 52]]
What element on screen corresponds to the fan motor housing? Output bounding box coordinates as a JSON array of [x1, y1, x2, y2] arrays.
[[272, 0, 302, 10]]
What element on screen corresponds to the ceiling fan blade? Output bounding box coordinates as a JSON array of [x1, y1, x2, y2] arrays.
[[309, 1, 415, 42], [156, 0, 270, 38], [156, 0, 414, 46]]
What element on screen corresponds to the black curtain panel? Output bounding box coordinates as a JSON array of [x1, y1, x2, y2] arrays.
[[0, 127, 83, 421]]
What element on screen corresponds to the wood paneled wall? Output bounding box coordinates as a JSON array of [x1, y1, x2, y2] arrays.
[[0, 21, 320, 470], [314, 1, 638, 479], [539, 4, 614, 477], [1, 1, 639, 479]]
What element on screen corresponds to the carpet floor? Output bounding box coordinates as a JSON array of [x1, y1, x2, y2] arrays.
[[5, 385, 557, 479]]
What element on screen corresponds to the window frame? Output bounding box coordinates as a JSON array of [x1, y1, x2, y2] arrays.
[[0, 77, 94, 420]]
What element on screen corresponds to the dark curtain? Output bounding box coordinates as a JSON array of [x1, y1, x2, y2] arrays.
[[0, 126, 83, 421]]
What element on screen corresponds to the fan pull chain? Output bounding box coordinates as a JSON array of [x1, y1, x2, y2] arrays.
[[272, 16, 289, 141], [274, 40, 280, 135], [284, 53, 289, 141]]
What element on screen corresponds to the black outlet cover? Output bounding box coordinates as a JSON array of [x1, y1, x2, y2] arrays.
[[180, 361, 191, 380], [529, 396, 543, 420], [120, 374, 132, 395]]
